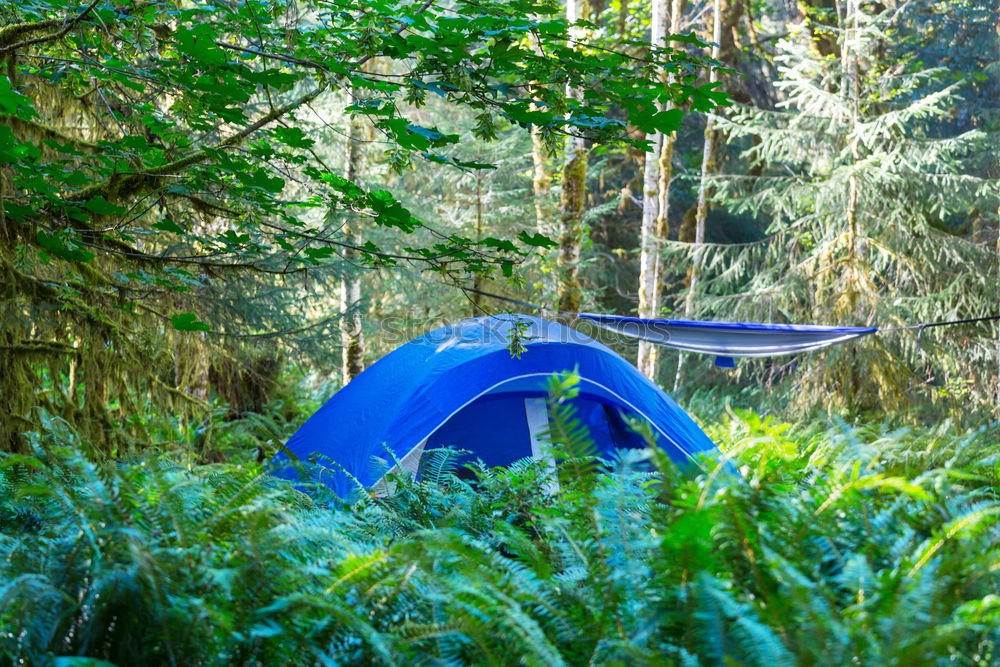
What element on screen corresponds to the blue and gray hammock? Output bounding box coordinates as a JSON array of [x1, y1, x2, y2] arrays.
[[462, 287, 998, 366], [577, 314, 876, 367]]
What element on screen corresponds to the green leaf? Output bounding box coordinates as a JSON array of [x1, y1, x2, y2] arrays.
[[245, 69, 300, 87], [860, 476, 934, 502], [665, 32, 710, 47], [422, 153, 496, 170], [272, 127, 315, 148], [0, 453, 45, 469], [0, 124, 39, 163], [304, 246, 335, 261], [406, 124, 458, 146], [632, 107, 685, 134], [175, 25, 228, 66], [221, 229, 251, 244], [368, 190, 417, 232], [171, 312, 211, 332], [36, 230, 95, 263], [238, 168, 285, 193], [503, 104, 554, 126], [82, 196, 127, 216], [481, 237, 518, 252], [249, 622, 284, 639], [0, 74, 38, 120], [3, 201, 33, 222], [153, 218, 185, 234], [690, 83, 730, 112], [321, 173, 365, 199], [275, 236, 297, 251], [517, 231, 557, 249], [0, 125, 19, 162]]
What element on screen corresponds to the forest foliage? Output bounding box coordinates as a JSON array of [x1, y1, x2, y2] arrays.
[[0, 0, 727, 451], [1, 0, 996, 447], [1, 378, 999, 665], [1, 0, 998, 663]]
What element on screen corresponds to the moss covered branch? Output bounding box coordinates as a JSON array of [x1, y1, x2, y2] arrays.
[[0, 341, 78, 355], [0, 0, 102, 54], [64, 79, 331, 207]]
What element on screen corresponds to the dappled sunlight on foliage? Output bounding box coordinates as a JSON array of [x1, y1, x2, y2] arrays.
[[0, 0, 997, 662], [2, 409, 997, 664]]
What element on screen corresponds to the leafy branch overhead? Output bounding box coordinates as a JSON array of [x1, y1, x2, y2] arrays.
[[0, 0, 726, 328]]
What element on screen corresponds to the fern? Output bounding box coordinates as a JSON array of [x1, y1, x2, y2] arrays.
[[1, 408, 998, 665], [542, 371, 601, 494]]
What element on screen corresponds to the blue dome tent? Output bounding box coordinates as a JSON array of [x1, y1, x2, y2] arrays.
[[279, 314, 720, 497]]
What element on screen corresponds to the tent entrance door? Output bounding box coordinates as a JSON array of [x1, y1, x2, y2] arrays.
[[524, 397, 559, 493]]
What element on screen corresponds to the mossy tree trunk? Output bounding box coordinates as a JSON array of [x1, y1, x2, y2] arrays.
[[558, 143, 586, 314], [797, 0, 841, 60], [340, 95, 366, 384], [637, 0, 687, 380], [531, 126, 552, 237], [471, 169, 485, 316], [676, 0, 723, 390], [557, 0, 589, 315]]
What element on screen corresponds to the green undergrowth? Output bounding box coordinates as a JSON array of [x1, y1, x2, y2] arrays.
[[1, 389, 998, 665]]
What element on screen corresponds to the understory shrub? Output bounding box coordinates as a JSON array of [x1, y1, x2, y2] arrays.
[[1, 403, 998, 665]]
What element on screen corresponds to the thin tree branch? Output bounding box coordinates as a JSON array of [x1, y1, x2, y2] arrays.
[[64, 79, 330, 205]]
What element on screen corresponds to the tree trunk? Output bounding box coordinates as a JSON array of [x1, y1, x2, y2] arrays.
[[840, 0, 862, 319], [471, 169, 485, 316], [637, 0, 687, 380], [529, 32, 557, 305], [636, 0, 668, 378], [531, 125, 552, 236], [529, 30, 553, 239], [340, 96, 366, 383], [340, 269, 364, 383], [0, 328, 33, 453], [677, 0, 740, 237], [797, 0, 841, 60], [557, 0, 589, 315], [173, 330, 210, 403], [676, 0, 722, 390], [617, 0, 629, 38], [835, 0, 865, 407]]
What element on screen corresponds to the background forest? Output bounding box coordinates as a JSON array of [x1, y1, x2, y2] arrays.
[[1, 0, 999, 664]]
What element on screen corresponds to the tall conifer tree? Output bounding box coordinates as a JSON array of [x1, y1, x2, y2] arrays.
[[697, 4, 999, 411]]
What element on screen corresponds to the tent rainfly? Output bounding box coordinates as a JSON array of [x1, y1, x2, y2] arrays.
[[276, 314, 721, 497]]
